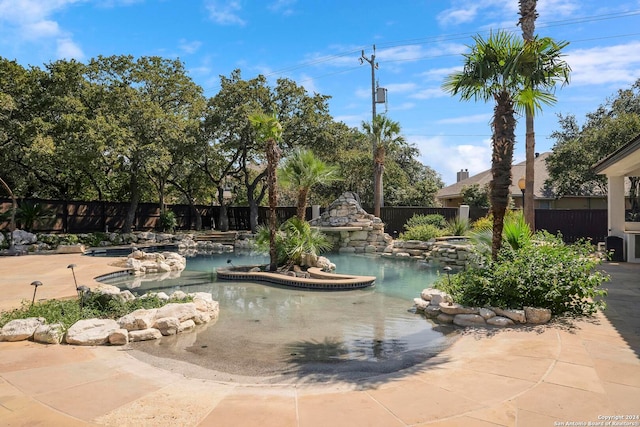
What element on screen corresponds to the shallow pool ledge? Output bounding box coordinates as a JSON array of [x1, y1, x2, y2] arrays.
[[216, 267, 375, 290]]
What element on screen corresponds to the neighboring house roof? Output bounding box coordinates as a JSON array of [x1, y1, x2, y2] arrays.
[[437, 152, 554, 200], [593, 133, 640, 176]]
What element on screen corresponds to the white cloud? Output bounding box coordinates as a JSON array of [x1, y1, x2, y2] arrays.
[[567, 42, 640, 86], [411, 87, 447, 100], [268, 0, 296, 15], [205, 0, 246, 26], [56, 37, 84, 59], [0, 0, 85, 58], [420, 66, 462, 81], [411, 134, 491, 185], [179, 39, 202, 55], [437, 113, 492, 125], [384, 82, 417, 93]]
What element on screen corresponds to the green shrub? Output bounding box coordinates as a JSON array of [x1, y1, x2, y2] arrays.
[[444, 217, 470, 236], [404, 214, 446, 230], [0, 293, 192, 331], [255, 217, 332, 268], [159, 210, 177, 233], [399, 224, 443, 241], [435, 232, 608, 316]]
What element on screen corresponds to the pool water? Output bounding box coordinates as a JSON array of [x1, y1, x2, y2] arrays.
[[103, 252, 458, 383]]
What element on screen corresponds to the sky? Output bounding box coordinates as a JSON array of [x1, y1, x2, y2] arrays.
[[1, 1, 640, 186]]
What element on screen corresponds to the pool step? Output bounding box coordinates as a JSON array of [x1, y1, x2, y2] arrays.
[[194, 231, 238, 245]]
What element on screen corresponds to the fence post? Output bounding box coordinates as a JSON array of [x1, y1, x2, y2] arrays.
[[458, 204, 470, 223]]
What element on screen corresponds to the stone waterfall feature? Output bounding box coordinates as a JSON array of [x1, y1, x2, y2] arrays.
[[309, 192, 393, 254]]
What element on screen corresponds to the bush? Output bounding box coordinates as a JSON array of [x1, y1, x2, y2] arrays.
[[404, 214, 446, 230], [444, 217, 470, 236], [159, 210, 177, 233], [399, 224, 443, 241], [435, 232, 609, 316]]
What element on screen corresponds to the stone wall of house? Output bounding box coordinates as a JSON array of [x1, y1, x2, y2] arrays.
[[309, 192, 393, 254]]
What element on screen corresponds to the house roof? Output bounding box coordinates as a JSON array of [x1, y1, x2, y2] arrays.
[[593, 133, 640, 177], [437, 152, 554, 200]]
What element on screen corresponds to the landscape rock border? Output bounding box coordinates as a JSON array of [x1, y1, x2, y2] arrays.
[[414, 287, 552, 328], [0, 284, 220, 345]]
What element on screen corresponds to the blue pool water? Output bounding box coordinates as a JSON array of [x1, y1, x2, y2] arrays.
[[104, 252, 458, 383]]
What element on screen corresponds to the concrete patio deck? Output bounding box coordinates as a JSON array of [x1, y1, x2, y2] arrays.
[[0, 253, 638, 426]]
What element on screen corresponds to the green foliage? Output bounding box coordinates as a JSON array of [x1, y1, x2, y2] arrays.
[[445, 217, 470, 236], [0, 293, 192, 331], [461, 184, 490, 208], [16, 202, 55, 232], [405, 214, 446, 230], [436, 232, 608, 316], [159, 210, 177, 233], [501, 212, 532, 251], [254, 217, 332, 268], [399, 224, 443, 241]]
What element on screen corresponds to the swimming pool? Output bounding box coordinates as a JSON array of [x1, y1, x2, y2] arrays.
[[101, 252, 458, 383]]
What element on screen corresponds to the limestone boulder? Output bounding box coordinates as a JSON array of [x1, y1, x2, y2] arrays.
[[65, 319, 119, 345], [423, 305, 441, 318], [155, 303, 198, 322], [108, 329, 129, 345], [1, 317, 45, 342], [439, 302, 478, 315], [453, 314, 486, 327], [486, 316, 515, 327], [414, 298, 430, 311], [420, 288, 452, 305], [33, 323, 65, 344], [12, 230, 37, 245], [193, 312, 212, 325], [492, 307, 526, 323], [479, 308, 496, 320], [129, 328, 162, 342], [524, 307, 552, 324], [93, 283, 121, 296], [178, 319, 196, 333], [117, 308, 158, 331], [170, 290, 188, 300], [154, 317, 180, 336], [436, 313, 455, 324]]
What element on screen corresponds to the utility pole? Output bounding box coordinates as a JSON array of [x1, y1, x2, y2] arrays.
[[360, 45, 379, 214]]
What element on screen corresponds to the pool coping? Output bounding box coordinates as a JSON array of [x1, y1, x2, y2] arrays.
[[216, 266, 376, 290]]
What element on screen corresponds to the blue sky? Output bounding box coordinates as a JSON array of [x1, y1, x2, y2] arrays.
[[1, 1, 640, 185]]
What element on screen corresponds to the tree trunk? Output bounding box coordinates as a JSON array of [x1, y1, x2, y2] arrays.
[[296, 187, 309, 221], [519, 0, 538, 229], [217, 186, 229, 232], [373, 145, 385, 217], [123, 174, 140, 232], [490, 91, 516, 261], [266, 138, 281, 271]]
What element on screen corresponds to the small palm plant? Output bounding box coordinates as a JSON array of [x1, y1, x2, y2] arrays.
[[255, 217, 332, 270]]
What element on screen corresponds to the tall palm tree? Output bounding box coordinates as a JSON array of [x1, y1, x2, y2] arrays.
[[249, 111, 283, 271], [278, 148, 341, 221], [519, 0, 539, 228], [443, 30, 570, 260], [361, 115, 405, 217]]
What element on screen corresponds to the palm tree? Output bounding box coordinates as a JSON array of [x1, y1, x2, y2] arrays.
[[443, 30, 569, 260], [361, 115, 405, 217], [278, 148, 341, 221], [519, 0, 539, 228], [249, 111, 283, 271]]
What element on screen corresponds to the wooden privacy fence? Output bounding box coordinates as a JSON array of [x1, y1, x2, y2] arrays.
[[0, 198, 607, 243]]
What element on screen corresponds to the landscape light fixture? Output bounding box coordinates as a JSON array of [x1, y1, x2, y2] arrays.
[[77, 285, 90, 309], [30, 281, 43, 306], [443, 266, 452, 288], [517, 176, 526, 211], [67, 264, 78, 290]]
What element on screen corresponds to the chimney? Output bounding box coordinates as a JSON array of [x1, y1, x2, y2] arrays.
[[457, 169, 469, 182], [535, 152, 540, 158]]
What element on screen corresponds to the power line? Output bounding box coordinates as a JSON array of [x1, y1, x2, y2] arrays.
[[201, 9, 640, 95]]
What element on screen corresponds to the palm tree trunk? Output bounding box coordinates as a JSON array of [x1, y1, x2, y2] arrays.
[[519, 0, 538, 229], [296, 187, 309, 221], [266, 138, 280, 271], [373, 145, 385, 217], [490, 91, 516, 260]]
